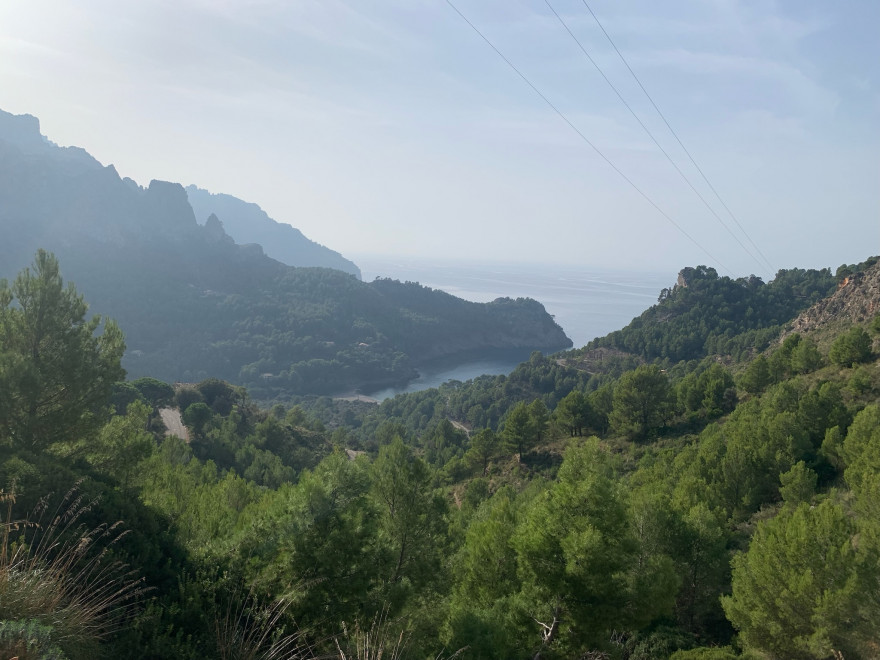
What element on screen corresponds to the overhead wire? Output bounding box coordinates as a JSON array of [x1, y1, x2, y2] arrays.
[[544, 0, 769, 277], [445, 0, 731, 274], [579, 0, 775, 276]]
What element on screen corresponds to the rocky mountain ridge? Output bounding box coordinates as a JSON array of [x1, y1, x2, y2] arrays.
[[785, 259, 880, 337], [0, 109, 357, 277], [0, 108, 570, 396]]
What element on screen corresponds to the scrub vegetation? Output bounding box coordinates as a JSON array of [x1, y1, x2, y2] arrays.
[[2, 252, 879, 659]]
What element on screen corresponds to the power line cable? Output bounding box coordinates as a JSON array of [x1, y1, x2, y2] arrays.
[[579, 0, 775, 275], [544, 0, 768, 276], [445, 0, 731, 274]]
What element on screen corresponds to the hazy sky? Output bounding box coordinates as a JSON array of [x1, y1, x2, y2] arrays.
[[1, 0, 877, 277]]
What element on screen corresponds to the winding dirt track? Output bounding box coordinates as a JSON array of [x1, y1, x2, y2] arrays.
[[159, 407, 190, 442], [450, 420, 470, 435]]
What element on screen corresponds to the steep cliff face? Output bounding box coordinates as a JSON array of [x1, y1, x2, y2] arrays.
[[785, 260, 880, 337], [0, 109, 347, 272], [0, 111, 203, 267], [143, 180, 199, 234], [186, 185, 361, 278], [0, 112, 45, 153]]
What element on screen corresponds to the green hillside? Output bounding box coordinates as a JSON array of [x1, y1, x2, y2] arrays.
[[2, 253, 878, 659]]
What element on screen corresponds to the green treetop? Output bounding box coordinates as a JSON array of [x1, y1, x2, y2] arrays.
[[0, 250, 125, 451], [610, 365, 674, 439]]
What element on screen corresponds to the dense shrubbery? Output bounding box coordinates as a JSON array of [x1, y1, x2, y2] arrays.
[[829, 326, 873, 367], [3, 253, 880, 658]]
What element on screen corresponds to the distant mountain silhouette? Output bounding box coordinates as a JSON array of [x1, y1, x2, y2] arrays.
[[186, 185, 361, 278], [0, 108, 571, 396]]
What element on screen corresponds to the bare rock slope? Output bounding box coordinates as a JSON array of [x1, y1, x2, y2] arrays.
[[786, 260, 880, 336]]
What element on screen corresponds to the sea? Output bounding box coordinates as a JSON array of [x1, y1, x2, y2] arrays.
[[355, 257, 674, 400]]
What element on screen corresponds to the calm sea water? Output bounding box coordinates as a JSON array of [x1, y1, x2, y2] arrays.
[[356, 257, 674, 400]]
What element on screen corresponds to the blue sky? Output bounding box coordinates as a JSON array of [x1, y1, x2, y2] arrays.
[[1, 0, 877, 277]]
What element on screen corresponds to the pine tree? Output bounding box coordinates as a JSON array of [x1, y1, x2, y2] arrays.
[[0, 250, 125, 450]]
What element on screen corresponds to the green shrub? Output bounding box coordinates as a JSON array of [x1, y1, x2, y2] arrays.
[[848, 366, 874, 395], [0, 620, 69, 660], [829, 326, 872, 367], [669, 647, 739, 660]]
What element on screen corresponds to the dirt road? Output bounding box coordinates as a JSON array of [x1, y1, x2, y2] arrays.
[[159, 407, 190, 442]]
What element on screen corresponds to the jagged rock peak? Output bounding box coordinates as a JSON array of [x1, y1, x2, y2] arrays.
[[205, 212, 224, 232], [204, 213, 233, 244], [146, 180, 198, 227], [185, 184, 362, 278]]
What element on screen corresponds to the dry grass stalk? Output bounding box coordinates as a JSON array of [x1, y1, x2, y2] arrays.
[[333, 606, 408, 660], [214, 589, 310, 660], [0, 484, 146, 659]]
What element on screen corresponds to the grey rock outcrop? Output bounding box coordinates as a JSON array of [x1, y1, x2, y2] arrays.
[[785, 261, 880, 337]]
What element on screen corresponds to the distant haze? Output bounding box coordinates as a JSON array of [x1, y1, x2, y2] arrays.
[[1, 0, 877, 277], [355, 255, 671, 348]]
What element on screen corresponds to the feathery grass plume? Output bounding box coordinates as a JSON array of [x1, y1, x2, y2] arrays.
[[0, 484, 146, 659], [333, 607, 466, 660], [214, 589, 311, 660], [334, 606, 408, 660]]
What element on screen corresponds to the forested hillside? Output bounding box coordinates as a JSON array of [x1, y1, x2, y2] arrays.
[[580, 264, 841, 363], [0, 109, 570, 396], [2, 252, 878, 659], [317, 263, 853, 447]]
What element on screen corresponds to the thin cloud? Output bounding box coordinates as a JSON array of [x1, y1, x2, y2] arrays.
[[629, 48, 839, 117]]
